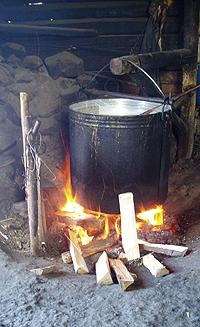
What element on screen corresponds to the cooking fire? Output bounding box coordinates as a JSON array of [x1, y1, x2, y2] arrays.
[[56, 151, 164, 248]]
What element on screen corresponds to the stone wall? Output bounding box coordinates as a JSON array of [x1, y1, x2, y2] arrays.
[[0, 42, 89, 217]]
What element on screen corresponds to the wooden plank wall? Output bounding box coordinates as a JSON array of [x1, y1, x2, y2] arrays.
[[0, 0, 183, 95]]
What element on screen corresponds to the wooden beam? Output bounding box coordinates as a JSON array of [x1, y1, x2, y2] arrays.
[[109, 258, 137, 291], [21, 17, 179, 35], [69, 230, 89, 274], [139, 240, 188, 257], [118, 193, 140, 261], [142, 253, 169, 277], [95, 251, 113, 285], [110, 49, 193, 76], [1, 1, 180, 21], [0, 23, 97, 37]]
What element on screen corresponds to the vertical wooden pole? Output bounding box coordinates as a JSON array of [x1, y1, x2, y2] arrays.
[[183, 0, 199, 158], [20, 92, 39, 255], [118, 192, 140, 261]]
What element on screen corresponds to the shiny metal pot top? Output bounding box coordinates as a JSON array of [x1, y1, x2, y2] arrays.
[[70, 98, 171, 117]]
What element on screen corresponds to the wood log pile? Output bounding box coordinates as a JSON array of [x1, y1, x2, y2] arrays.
[[61, 192, 188, 291]]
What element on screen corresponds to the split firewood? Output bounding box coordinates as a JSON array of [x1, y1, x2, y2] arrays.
[[61, 251, 73, 264], [142, 253, 169, 277], [81, 234, 117, 257], [61, 236, 119, 264], [109, 258, 137, 291], [138, 239, 188, 257], [95, 251, 113, 286], [118, 192, 140, 261], [69, 230, 89, 274], [30, 265, 58, 276], [118, 252, 128, 263]]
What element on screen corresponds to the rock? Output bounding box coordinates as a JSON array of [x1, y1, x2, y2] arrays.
[[0, 119, 18, 152], [56, 77, 76, 90], [39, 129, 65, 183], [1, 63, 15, 77], [7, 54, 21, 68], [77, 74, 91, 88], [1, 43, 26, 59], [0, 56, 5, 63], [39, 112, 61, 132], [0, 88, 21, 122], [45, 51, 84, 79], [0, 64, 12, 86], [0, 105, 7, 123], [23, 55, 44, 71], [29, 79, 60, 118], [15, 68, 36, 83], [60, 85, 80, 106]]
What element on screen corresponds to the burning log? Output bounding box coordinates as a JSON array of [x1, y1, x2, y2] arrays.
[[69, 230, 89, 274], [57, 211, 105, 235], [109, 258, 137, 291], [139, 240, 188, 257], [118, 193, 140, 261], [30, 265, 58, 276], [142, 253, 169, 277], [95, 251, 113, 285]]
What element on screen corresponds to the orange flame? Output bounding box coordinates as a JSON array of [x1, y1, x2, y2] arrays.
[[60, 150, 84, 214], [101, 215, 109, 240], [70, 225, 94, 245], [137, 205, 163, 226]]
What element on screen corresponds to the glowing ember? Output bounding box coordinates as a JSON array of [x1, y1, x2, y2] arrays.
[[137, 205, 163, 226]]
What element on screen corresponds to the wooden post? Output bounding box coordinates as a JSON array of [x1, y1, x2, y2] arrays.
[[118, 192, 140, 261], [183, 0, 199, 158], [20, 92, 39, 256]]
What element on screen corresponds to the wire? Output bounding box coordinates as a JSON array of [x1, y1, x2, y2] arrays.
[[126, 59, 165, 99]]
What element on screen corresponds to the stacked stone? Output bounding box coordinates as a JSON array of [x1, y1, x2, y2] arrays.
[[0, 42, 89, 216]]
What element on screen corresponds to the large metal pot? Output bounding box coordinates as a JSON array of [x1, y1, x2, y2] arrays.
[[69, 98, 172, 214]]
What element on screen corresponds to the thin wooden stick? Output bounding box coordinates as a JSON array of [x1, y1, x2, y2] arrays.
[[20, 92, 38, 256]]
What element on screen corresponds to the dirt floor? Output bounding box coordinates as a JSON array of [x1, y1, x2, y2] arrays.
[[0, 158, 200, 327]]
